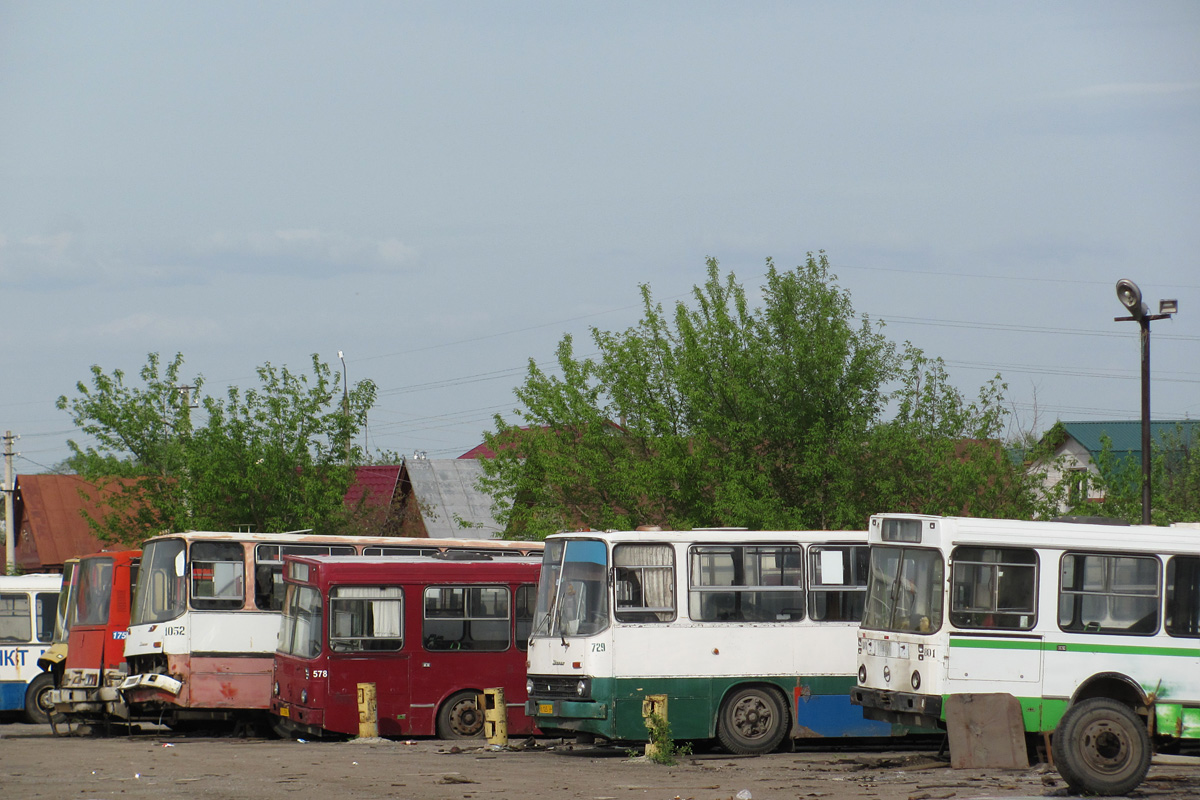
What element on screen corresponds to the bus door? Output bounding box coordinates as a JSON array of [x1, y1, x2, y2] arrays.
[[413, 583, 513, 737], [326, 585, 410, 737], [68, 556, 115, 689]]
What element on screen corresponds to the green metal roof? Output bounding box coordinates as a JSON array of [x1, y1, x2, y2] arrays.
[[1060, 420, 1200, 461]]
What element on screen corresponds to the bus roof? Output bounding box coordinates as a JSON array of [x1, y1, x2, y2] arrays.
[[139, 530, 542, 552], [869, 513, 1200, 555], [545, 529, 866, 545], [0, 574, 63, 591], [281, 554, 541, 584]]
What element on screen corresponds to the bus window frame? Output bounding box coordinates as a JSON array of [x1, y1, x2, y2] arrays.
[[1165, 555, 1200, 639], [949, 546, 1038, 631], [1058, 551, 1161, 636]]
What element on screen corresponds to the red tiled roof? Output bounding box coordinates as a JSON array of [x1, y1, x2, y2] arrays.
[[344, 465, 402, 509]]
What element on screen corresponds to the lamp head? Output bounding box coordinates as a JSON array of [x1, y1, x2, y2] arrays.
[[1116, 279, 1147, 319]]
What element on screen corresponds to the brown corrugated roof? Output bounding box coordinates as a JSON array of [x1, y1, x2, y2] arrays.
[[11, 475, 137, 572]]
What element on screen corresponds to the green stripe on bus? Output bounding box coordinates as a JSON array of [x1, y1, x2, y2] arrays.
[[948, 638, 1197, 658]]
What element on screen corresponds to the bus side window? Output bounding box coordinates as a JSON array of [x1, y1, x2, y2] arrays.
[[35, 592, 57, 642], [1166, 556, 1200, 638], [191, 542, 246, 611], [808, 545, 869, 622], [613, 543, 675, 623], [0, 592, 32, 642], [1059, 553, 1160, 635], [515, 584, 536, 650]]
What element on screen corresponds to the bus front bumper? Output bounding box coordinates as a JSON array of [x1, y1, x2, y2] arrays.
[[120, 673, 183, 696], [851, 686, 943, 730], [526, 699, 608, 721]]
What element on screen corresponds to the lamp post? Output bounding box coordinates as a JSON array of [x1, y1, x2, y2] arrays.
[[1114, 280, 1177, 525]]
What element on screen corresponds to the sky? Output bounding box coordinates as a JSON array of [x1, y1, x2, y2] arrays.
[[2, 1, 1198, 474]]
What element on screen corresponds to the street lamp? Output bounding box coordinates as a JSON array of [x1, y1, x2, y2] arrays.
[[1114, 280, 1177, 525]]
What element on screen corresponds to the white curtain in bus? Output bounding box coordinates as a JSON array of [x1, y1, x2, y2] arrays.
[[614, 544, 673, 612], [335, 587, 403, 638]]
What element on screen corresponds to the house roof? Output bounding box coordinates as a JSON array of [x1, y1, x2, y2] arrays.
[[1057, 420, 1200, 461], [343, 465, 402, 509], [11, 474, 137, 572], [402, 458, 501, 539]]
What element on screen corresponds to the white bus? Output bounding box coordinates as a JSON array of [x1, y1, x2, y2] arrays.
[[851, 513, 1200, 796], [0, 573, 62, 723], [120, 530, 541, 727], [525, 528, 915, 754]]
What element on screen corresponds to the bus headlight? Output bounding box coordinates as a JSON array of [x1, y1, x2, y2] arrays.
[[274, 681, 279, 696], [882, 666, 891, 684], [300, 689, 308, 704], [858, 665, 866, 684], [526, 678, 534, 695], [575, 679, 591, 698], [911, 671, 921, 690]]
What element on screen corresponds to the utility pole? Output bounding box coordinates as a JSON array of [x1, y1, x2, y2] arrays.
[[4, 431, 16, 574]]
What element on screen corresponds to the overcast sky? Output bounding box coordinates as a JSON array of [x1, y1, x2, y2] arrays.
[[2, 2, 1197, 473]]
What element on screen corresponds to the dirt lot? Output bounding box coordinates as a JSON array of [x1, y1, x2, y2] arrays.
[[2, 722, 1199, 800]]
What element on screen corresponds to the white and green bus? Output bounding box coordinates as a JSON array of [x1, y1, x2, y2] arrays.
[[525, 528, 913, 754], [851, 513, 1200, 796]]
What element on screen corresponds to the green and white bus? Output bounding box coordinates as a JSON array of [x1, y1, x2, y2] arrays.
[[525, 528, 911, 754], [851, 513, 1200, 796]]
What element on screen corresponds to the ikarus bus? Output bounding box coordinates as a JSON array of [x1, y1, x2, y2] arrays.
[[526, 528, 912, 754], [851, 513, 1200, 797], [121, 530, 541, 727]]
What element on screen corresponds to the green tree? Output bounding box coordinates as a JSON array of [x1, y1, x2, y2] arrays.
[[1082, 425, 1200, 524], [479, 254, 1044, 539], [57, 352, 377, 545]]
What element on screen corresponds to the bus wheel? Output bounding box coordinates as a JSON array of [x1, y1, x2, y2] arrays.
[[716, 686, 787, 755], [1052, 697, 1151, 797], [24, 673, 58, 725], [437, 691, 485, 739]]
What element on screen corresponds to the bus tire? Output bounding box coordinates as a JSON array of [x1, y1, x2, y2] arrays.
[[436, 691, 485, 739], [716, 685, 788, 755], [24, 673, 58, 725], [1052, 697, 1151, 797]]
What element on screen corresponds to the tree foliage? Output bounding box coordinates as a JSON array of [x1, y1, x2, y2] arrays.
[[56, 352, 377, 545], [479, 254, 1049, 539], [1073, 425, 1200, 524]]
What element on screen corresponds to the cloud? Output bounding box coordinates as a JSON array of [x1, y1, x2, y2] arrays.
[[199, 229, 418, 274], [81, 312, 224, 342], [0, 230, 196, 289], [0, 228, 418, 289]]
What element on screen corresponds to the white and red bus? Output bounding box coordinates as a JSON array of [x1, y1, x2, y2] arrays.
[[48, 549, 141, 724], [272, 554, 541, 739], [120, 531, 541, 728]]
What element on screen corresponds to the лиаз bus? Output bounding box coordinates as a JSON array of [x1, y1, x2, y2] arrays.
[[1, 573, 61, 723], [48, 549, 141, 723], [272, 554, 540, 739], [851, 513, 1200, 797], [121, 530, 541, 727], [525, 528, 904, 754]]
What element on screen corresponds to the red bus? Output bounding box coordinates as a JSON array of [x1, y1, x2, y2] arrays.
[[48, 550, 141, 724], [271, 554, 540, 739]]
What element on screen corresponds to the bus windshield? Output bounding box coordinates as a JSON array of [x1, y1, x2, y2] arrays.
[[52, 561, 77, 645], [132, 538, 187, 626], [862, 545, 945, 634], [278, 584, 323, 658], [533, 538, 609, 637]]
